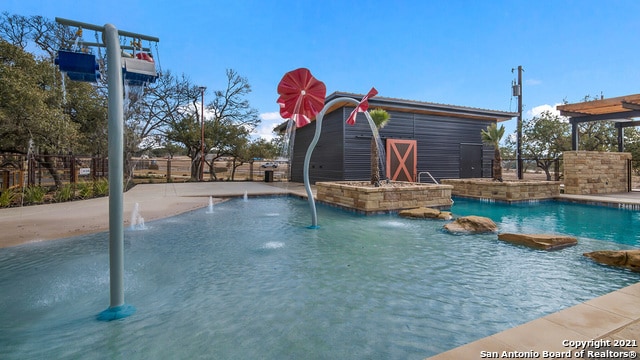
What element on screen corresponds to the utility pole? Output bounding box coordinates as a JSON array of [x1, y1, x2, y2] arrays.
[[514, 66, 524, 180], [199, 86, 206, 181]]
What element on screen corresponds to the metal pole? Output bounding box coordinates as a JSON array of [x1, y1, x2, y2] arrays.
[[199, 87, 206, 181], [516, 65, 523, 180], [303, 97, 381, 228], [55, 17, 159, 42], [55, 17, 157, 321], [97, 23, 135, 321]]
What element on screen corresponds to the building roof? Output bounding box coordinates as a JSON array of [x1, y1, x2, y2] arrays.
[[275, 91, 517, 132], [325, 91, 517, 122]]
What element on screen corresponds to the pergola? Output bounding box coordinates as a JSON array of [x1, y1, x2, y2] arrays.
[[557, 94, 640, 151]]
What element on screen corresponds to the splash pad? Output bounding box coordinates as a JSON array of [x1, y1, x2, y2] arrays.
[[2, 197, 639, 359]]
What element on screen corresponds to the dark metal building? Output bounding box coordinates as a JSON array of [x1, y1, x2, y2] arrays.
[[286, 92, 516, 184]]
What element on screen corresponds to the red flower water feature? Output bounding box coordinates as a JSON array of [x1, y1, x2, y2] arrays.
[[346, 87, 378, 125], [277, 68, 327, 128], [276, 68, 379, 228]]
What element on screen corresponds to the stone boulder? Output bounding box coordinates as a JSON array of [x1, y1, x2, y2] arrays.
[[443, 215, 497, 234], [498, 233, 577, 250], [399, 207, 452, 220], [583, 250, 640, 272]]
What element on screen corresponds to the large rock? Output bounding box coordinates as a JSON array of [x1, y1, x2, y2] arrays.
[[399, 207, 452, 220], [443, 216, 497, 234], [583, 250, 640, 272], [498, 233, 577, 250]]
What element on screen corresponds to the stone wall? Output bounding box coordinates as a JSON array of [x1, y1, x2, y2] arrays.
[[316, 181, 453, 213], [563, 151, 631, 195], [440, 179, 560, 202]]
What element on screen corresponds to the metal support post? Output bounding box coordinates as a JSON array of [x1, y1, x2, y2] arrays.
[[55, 17, 159, 321]]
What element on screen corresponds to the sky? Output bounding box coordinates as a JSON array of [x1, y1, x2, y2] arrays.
[[5, 0, 640, 141]]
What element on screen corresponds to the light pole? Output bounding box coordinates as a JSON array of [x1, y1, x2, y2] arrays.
[[199, 86, 206, 181]]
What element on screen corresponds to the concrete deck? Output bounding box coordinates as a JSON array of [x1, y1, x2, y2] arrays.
[[1, 182, 638, 358]]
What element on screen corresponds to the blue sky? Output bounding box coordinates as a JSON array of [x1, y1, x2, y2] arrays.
[[5, 0, 640, 141]]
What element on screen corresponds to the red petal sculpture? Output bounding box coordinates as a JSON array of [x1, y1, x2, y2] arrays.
[[346, 87, 378, 126], [277, 68, 327, 128]]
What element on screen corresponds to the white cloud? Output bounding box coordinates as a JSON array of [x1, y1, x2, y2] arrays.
[[253, 112, 286, 141], [526, 103, 562, 118], [260, 112, 284, 121]]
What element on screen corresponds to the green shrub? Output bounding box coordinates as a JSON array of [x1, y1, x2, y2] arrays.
[[93, 178, 109, 196], [54, 183, 74, 202], [23, 185, 46, 204], [0, 187, 19, 207], [77, 181, 94, 199]]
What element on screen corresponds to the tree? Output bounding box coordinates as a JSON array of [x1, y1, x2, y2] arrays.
[[0, 40, 83, 187], [205, 69, 261, 180], [164, 70, 260, 181], [63, 79, 108, 156], [123, 71, 197, 181], [165, 113, 201, 179], [623, 127, 640, 175], [239, 138, 280, 181], [368, 108, 390, 186], [221, 124, 251, 180], [578, 121, 618, 152], [1, 14, 108, 188], [521, 111, 571, 180], [481, 123, 505, 181], [0, 12, 29, 49]]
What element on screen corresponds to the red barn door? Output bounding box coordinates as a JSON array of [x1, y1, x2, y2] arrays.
[[386, 139, 417, 182]]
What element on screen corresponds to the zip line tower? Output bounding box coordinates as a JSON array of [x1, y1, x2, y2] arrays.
[[55, 17, 159, 321]]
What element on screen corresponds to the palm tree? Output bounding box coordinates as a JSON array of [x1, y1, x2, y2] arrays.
[[481, 123, 505, 181], [369, 108, 390, 186]]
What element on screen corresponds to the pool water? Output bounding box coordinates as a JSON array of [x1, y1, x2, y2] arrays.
[[0, 197, 638, 359], [452, 197, 640, 247]]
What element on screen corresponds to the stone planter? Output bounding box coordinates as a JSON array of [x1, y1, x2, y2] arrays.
[[441, 178, 560, 202], [315, 181, 453, 213]]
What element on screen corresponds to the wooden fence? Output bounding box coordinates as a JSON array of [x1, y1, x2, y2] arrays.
[[0, 154, 108, 190]]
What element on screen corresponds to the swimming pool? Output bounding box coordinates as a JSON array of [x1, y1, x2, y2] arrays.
[[0, 197, 638, 359]]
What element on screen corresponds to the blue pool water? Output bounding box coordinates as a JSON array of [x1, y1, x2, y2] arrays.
[[452, 197, 640, 247], [0, 197, 638, 359]]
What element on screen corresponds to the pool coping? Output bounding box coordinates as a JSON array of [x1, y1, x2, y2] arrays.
[[425, 282, 640, 359]]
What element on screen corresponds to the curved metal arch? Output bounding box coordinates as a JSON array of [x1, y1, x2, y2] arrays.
[[303, 97, 384, 228]]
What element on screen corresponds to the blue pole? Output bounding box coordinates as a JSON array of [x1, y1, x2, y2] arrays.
[[97, 23, 135, 321]]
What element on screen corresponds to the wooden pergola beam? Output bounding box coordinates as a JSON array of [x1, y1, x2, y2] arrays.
[[558, 94, 640, 151]]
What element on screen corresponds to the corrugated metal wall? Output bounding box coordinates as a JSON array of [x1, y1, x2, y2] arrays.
[[290, 109, 345, 183], [291, 106, 496, 184]]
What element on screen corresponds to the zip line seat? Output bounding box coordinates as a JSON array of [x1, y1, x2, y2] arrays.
[[122, 56, 158, 86], [54, 50, 100, 83]]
